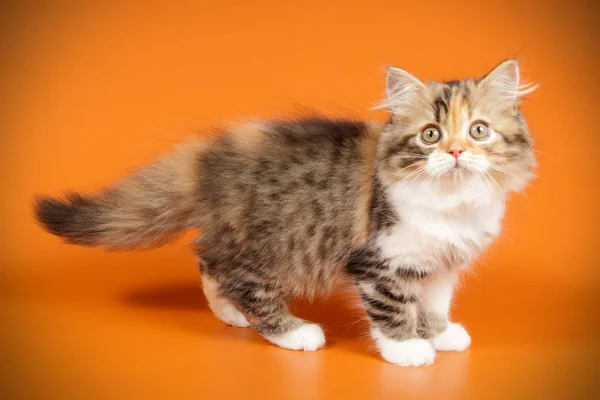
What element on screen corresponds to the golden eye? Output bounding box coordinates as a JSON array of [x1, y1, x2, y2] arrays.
[[421, 125, 441, 144], [469, 121, 489, 140]]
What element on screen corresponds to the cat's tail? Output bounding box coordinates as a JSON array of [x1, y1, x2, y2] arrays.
[[34, 140, 206, 250]]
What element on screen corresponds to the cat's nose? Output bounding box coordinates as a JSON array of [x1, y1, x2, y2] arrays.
[[448, 149, 465, 160]]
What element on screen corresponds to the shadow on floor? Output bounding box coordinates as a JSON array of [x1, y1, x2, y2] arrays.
[[119, 280, 372, 355], [122, 281, 368, 335], [122, 280, 208, 311]]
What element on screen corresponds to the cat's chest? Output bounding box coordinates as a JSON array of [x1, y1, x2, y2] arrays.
[[376, 203, 503, 269]]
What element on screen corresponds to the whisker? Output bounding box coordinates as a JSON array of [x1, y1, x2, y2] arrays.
[[482, 173, 500, 216], [393, 163, 426, 176], [488, 165, 518, 179], [396, 165, 426, 182], [532, 149, 557, 163], [400, 169, 427, 195], [388, 155, 430, 159], [489, 164, 516, 174], [485, 171, 506, 203], [380, 154, 429, 165]]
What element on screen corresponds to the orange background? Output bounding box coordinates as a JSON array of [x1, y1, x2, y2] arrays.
[[1, 1, 599, 399]]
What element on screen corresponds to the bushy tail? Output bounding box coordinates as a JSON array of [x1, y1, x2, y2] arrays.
[[34, 141, 204, 250]]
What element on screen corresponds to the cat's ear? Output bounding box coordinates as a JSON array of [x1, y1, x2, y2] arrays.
[[377, 66, 426, 113], [385, 66, 424, 99], [478, 59, 537, 103]]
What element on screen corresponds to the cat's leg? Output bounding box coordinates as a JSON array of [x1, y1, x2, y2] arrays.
[[201, 273, 250, 328], [359, 278, 436, 366], [419, 270, 471, 351], [348, 255, 436, 366], [220, 277, 325, 352]]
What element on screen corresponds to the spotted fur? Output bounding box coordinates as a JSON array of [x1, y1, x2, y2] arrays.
[[34, 59, 536, 365]]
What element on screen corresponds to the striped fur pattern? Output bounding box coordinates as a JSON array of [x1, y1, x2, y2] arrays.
[[34, 59, 536, 365]]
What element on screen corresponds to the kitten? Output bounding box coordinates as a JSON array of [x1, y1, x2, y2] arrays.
[[34, 59, 536, 366]]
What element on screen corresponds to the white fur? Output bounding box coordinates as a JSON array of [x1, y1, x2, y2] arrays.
[[265, 324, 325, 351], [426, 143, 497, 177], [372, 328, 435, 366], [421, 271, 458, 318], [431, 323, 471, 351], [375, 146, 505, 366], [378, 169, 503, 272], [201, 275, 250, 328]]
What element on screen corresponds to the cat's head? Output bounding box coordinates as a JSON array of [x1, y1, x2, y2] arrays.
[[377, 59, 537, 195]]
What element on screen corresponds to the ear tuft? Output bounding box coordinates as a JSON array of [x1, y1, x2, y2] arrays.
[[375, 66, 426, 112], [479, 59, 538, 102]]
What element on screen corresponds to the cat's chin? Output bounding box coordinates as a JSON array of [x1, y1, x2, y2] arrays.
[[435, 166, 480, 180], [427, 168, 490, 191]]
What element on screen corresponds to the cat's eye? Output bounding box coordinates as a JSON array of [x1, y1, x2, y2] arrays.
[[421, 125, 441, 144], [469, 121, 489, 140]]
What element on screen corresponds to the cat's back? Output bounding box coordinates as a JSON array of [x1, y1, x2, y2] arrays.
[[196, 117, 381, 206], [194, 118, 383, 288], [196, 118, 382, 230]]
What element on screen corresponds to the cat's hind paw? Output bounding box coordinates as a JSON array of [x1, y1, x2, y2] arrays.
[[213, 302, 251, 328], [202, 276, 250, 328]]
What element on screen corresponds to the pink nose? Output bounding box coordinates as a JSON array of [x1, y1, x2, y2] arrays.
[[448, 149, 465, 160]]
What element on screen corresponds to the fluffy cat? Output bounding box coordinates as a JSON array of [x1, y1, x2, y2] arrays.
[[34, 59, 536, 366]]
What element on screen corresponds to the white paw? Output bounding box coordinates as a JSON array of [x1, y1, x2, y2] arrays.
[[214, 302, 250, 328], [265, 323, 326, 351], [372, 328, 435, 366], [431, 323, 471, 351], [202, 276, 250, 328]]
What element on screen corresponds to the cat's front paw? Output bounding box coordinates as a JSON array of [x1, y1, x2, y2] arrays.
[[430, 322, 471, 351], [372, 329, 435, 366], [265, 323, 326, 351]]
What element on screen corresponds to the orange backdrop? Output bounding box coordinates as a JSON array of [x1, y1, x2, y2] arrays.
[[1, 1, 599, 399]]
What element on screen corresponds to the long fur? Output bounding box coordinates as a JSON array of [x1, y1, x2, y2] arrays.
[[34, 60, 537, 365], [35, 140, 207, 249]]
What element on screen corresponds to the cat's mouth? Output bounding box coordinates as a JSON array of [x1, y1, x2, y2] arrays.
[[426, 159, 483, 179], [445, 162, 476, 176]]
